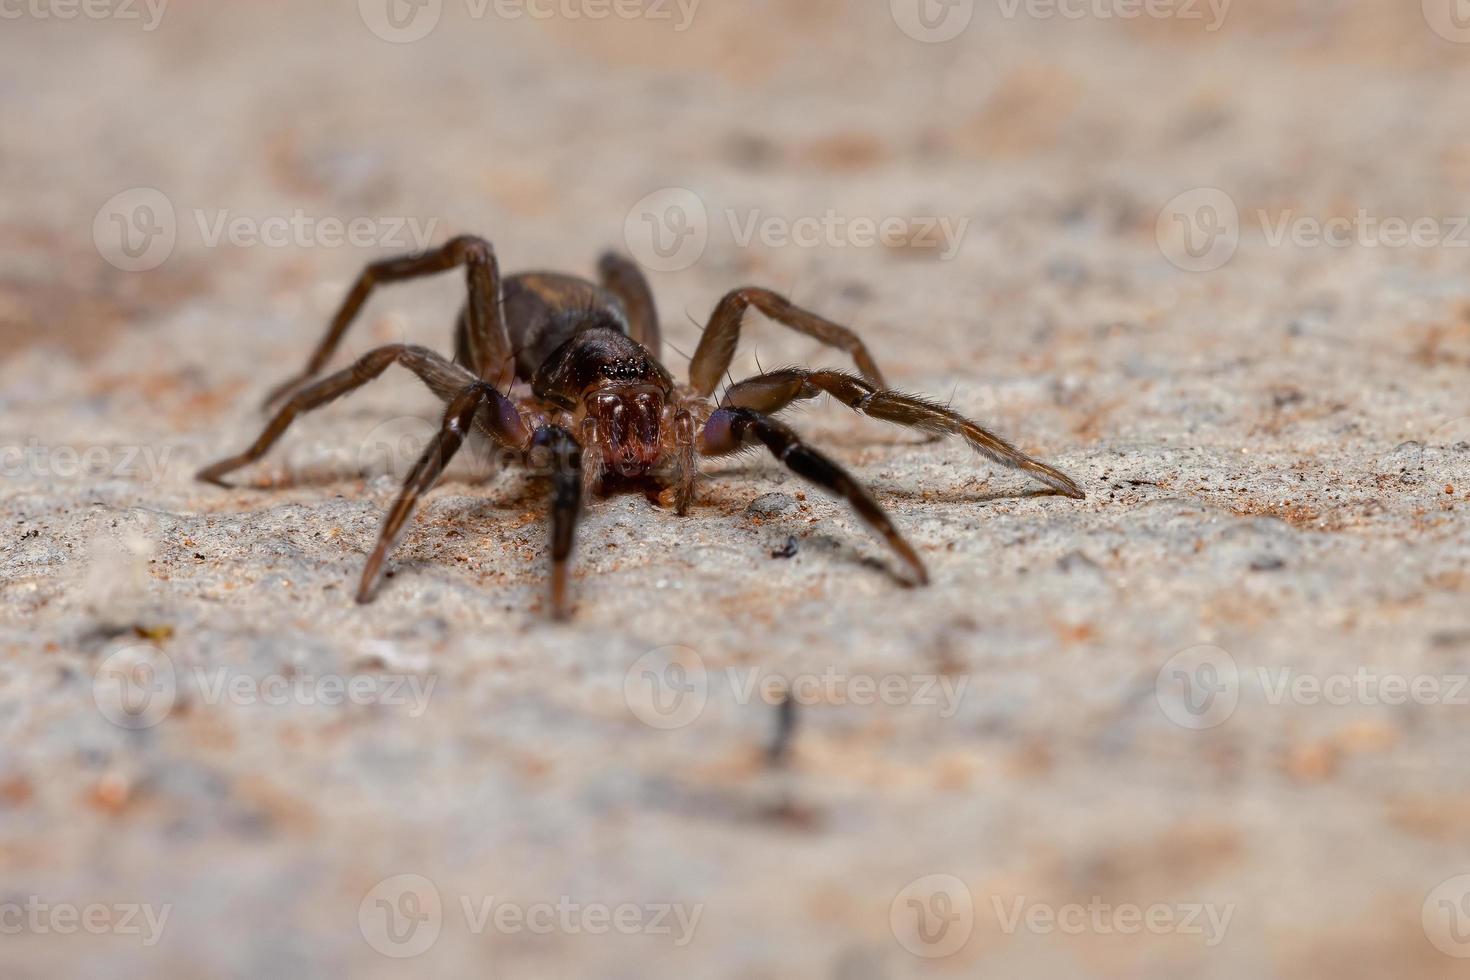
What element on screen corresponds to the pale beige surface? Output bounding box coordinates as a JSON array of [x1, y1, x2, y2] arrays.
[[3, 2, 1470, 977]]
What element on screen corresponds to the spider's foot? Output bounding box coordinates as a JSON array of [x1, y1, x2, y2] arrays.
[[656, 484, 695, 515], [1026, 460, 1085, 500], [195, 460, 240, 487]]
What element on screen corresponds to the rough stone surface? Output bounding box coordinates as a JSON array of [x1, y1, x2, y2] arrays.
[[3, 2, 1470, 977]]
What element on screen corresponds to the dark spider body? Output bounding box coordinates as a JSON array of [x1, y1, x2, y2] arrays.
[[198, 236, 1084, 618]]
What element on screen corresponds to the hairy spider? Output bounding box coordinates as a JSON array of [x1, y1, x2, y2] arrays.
[[197, 236, 1084, 618]]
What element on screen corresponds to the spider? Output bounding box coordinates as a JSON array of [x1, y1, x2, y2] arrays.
[[197, 236, 1084, 618]]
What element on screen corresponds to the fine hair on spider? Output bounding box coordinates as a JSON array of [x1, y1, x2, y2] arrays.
[[197, 236, 1085, 619]]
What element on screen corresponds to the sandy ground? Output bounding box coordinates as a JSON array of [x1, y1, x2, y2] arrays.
[[3, 1, 1470, 977]]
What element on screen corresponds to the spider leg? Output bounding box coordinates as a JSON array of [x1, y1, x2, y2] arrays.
[[699, 407, 927, 584], [263, 235, 513, 409], [687, 287, 887, 397], [197, 344, 493, 486], [530, 424, 583, 620], [721, 368, 1085, 499], [597, 252, 661, 357], [357, 382, 530, 603]]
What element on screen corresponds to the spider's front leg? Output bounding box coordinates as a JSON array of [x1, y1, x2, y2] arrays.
[[357, 381, 530, 603], [699, 407, 927, 584], [688, 287, 887, 397], [722, 368, 1085, 499], [197, 344, 479, 486], [529, 424, 583, 620], [264, 235, 514, 409]]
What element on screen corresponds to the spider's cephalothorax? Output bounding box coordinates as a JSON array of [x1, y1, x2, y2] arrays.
[[198, 236, 1085, 618], [532, 324, 675, 482]]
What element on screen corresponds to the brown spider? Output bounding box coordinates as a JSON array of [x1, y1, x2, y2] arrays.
[[197, 236, 1084, 618]]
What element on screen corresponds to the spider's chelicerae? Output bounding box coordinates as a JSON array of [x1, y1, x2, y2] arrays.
[[198, 237, 1084, 618]]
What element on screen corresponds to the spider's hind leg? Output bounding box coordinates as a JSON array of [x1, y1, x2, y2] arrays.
[[357, 382, 530, 603]]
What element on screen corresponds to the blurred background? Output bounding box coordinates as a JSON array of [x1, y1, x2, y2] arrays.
[[3, 1, 1470, 977]]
